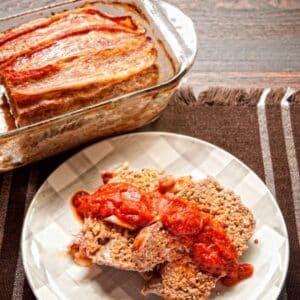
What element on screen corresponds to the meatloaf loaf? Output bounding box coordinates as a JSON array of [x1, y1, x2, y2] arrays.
[[70, 165, 256, 300], [0, 7, 158, 126]]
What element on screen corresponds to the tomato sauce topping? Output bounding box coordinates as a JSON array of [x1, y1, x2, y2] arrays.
[[72, 179, 253, 286]]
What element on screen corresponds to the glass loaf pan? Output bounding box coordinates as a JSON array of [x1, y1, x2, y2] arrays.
[[0, 0, 197, 172]]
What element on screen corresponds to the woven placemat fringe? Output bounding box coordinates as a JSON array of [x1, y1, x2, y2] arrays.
[[265, 88, 286, 105], [197, 87, 263, 105], [173, 86, 197, 105], [174, 86, 299, 106], [288, 90, 300, 104]]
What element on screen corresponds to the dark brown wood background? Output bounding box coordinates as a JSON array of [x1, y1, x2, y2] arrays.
[[1, 0, 299, 92]]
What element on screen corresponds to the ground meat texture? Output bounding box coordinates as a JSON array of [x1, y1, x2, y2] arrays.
[[176, 177, 255, 256], [75, 218, 186, 272], [70, 167, 255, 300], [143, 256, 220, 300]]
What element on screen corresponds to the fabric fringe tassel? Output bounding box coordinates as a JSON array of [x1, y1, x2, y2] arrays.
[[173, 86, 299, 106]]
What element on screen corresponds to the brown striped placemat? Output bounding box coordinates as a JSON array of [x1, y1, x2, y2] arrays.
[[0, 87, 299, 300]]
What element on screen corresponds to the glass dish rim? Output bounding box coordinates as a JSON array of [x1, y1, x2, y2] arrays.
[[0, 0, 197, 139]]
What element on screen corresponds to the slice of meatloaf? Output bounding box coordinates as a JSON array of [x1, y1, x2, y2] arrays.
[[143, 177, 255, 300], [142, 256, 220, 300], [176, 177, 255, 256], [131, 222, 187, 271], [73, 218, 186, 272], [104, 164, 168, 192], [70, 167, 255, 300]]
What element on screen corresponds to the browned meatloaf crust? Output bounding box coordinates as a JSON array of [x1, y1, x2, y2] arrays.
[[71, 165, 255, 300], [0, 7, 158, 126]]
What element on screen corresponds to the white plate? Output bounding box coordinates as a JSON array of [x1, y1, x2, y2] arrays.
[[22, 132, 289, 300]]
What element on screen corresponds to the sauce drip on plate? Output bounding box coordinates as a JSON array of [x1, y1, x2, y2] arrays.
[[72, 179, 253, 285]]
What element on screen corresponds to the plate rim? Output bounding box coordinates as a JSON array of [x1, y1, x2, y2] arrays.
[[21, 131, 290, 300]]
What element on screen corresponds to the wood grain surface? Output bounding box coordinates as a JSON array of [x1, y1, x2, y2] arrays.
[[0, 0, 299, 88]]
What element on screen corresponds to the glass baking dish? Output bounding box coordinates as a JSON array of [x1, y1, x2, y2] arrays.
[[0, 0, 197, 172]]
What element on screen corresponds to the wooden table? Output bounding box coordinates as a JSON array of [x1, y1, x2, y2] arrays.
[[1, 0, 299, 93]]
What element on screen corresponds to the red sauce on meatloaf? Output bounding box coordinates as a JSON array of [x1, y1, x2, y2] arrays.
[[72, 180, 253, 286]]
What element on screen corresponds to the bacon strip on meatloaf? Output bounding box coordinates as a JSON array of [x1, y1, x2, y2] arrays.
[[0, 7, 158, 126]]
